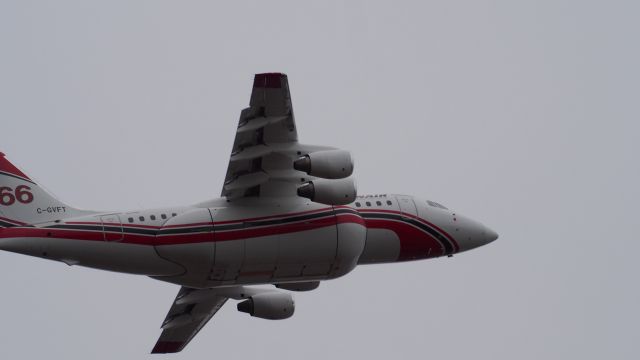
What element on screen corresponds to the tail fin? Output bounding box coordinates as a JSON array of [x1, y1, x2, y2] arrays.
[[0, 153, 87, 226]]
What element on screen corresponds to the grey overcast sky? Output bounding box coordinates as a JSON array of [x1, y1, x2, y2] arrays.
[[1, 1, 638, 359]]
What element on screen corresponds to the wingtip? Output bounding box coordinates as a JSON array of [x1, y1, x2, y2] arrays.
[[151, 341, 184, 354], [253, 73, 287, 88]]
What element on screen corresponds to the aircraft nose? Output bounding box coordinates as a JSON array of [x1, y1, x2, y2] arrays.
[[454, 215, 498, 252], [483, 226, 499, 243]]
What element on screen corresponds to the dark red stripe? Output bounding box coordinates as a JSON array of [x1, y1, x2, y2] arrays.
[[0, 216, 28, 226], [213, 207, 333, 225], [1, 227, 104, 242], [68, 221, 163, 230], [65, 207, 336, 229], [364, 218, 446, 260], [357, 209, 459, 252], [153, 232, 214, 246], [214, 216, 337, 242], [162, 221, 210, 229], [0, 217, 359, 246], [335, 213, 366, 226]]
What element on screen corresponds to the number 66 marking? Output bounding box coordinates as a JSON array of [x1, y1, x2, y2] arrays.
[[0, 185, 34, 206]]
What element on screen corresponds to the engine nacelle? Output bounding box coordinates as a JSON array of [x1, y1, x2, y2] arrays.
[[294, 150, 354, 179], [237, 292, 295, 320], [297, 177, 357, 206]]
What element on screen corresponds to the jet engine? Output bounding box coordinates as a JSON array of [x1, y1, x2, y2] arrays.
[[236, 292, 295, 320], [297, 177, 357, 205], [293, 150, 354, 179]]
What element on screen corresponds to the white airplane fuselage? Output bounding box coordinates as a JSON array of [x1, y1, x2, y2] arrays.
[[0, 194, 496, 289]]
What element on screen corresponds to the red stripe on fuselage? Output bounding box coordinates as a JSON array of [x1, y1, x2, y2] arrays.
[[210, 207, 335, 225], [66, 207, 338, 229], [0, 216, 28, 226], [364, 218, 446, 260], [0, 227, 104, 242], [67, 221, 162, 230], [213, 215, 337, 242], [335, 213, 366, 226], [0, 217, 347, 246], [0, 207, 455, 260], [357, 208, 459, 252]]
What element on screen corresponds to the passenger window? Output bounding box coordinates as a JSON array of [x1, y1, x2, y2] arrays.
[[386, 200, 392, 206], [355, 202, 361, 207], [150, 215, 156, 221], [139, 216, 145, 221], [161, 214, 167, 220], [172, 213, 177, 217], [376, 201, 382, 206], [128, 217, 133, 223], [365, 201, 371, 207]]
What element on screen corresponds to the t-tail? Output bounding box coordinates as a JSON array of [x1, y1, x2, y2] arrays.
[[0, 153, 91, 227]]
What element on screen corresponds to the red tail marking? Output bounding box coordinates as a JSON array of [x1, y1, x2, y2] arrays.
[[0, 153, 32, 181]]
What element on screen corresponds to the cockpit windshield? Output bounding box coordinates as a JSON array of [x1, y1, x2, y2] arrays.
[[427, 200, 448, 210]]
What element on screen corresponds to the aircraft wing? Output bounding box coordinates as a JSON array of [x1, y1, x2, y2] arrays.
[[151, 287, 228, 354], [221, 73, 331, 200]]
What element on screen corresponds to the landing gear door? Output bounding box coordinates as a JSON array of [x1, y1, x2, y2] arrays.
[[395, 195, 418, 218], [100, 214, 123, 242]]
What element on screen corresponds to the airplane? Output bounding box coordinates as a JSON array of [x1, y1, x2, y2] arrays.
[[0, 73, 498, 354]]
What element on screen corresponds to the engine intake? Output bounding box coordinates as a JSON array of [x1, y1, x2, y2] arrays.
[[297, 177, 357, 206], [237, 292, 295, 320], [294, 150, 354, 179]]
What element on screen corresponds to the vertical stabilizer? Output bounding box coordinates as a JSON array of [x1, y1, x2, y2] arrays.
[[0, 153, 90, 226]]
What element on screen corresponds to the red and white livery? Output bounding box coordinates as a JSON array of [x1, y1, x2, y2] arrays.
[[0, 73, 498, 354]]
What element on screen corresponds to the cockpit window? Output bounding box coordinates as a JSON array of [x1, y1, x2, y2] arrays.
[[427, 200, 448, 210]]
